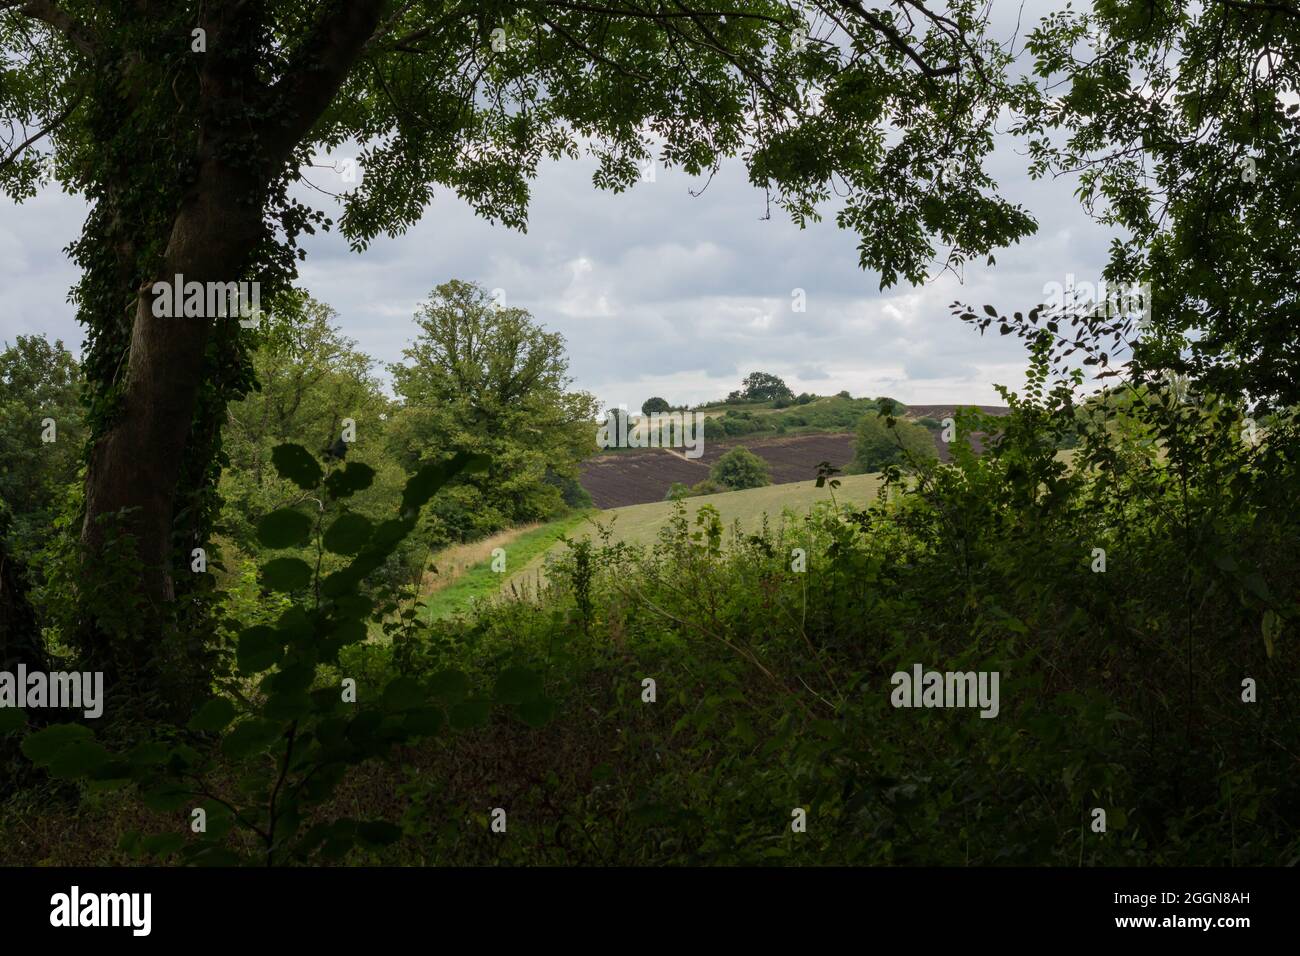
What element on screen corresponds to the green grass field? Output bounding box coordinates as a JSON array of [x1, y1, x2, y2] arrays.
[[405, 470, 887, 624], [501, 471, 885, 594], [431, 446, 1067, 616], [420, 510, 594, 621]]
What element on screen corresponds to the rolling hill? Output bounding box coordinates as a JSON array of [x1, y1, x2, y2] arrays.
[[579, 403, 1008, 508], [502, 470, 886, 596]]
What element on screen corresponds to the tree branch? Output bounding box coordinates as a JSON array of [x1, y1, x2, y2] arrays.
[[1, 0, 98, 57], [0, 89, 83, 172], [261, 0, 389, 168], [833, 0, 961, 78]]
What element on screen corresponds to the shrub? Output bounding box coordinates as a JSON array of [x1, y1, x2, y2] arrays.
[[10, 445, 562, 866], [689, 479, 725, 496], [665, 482, 691, 501], [851, 413, 937, 472], [709, 447, 771, 490]]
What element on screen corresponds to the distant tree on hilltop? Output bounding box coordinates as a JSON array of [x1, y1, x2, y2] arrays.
[[739, 372, 795, 403]]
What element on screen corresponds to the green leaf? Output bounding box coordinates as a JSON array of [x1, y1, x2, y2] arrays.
[[730, 715, 755, 746], [277, 606, 315, 642], [264, 691, 313, 721], [118, 831, 142, 856], [87, 759, 134, 787], [401, 451, 483, 517], [331, 595, 374, 620], [403, 707, 444, 738], [495, 666, 543, 704], [260, 557, 314, 592], [141, 832, 185, 858], [320, 567, 362, 599], [222, 719, 283, 759], [188, 697, 237, 732], [169, 744, 204, 770], [631, 802, 670, 825], [356, 821, 402, 847], [20, 722, 93, 765], [126, 741, 170, 767], [324, 462, 376, 499], [327, 618, 367, 648], [47, 739, 112, 779], [517, 697, 557, 728], [368, 518, 412, 554], [237, 625, 284, 674], [347, 711, 384, 744], [323, 513, 373, 556], [256, 508, 314, 549], [139, 785, 190, 812], [0, 707, 26, 733], [450, 698, 490, 729], [428, 669, 470, 703], [462, 453, 491, 474], [320, 836, 355, 861], [1243, 572, 1272, 603], [1262, 610, 1282, 659], [382, 676, 425, 711], [271, 443, 323, 490], [190, 847, 244, 867], [268, 662, 316, 696]]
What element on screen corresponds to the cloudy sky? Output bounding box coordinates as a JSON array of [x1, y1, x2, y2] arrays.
[[0, 4, 1114, 412]]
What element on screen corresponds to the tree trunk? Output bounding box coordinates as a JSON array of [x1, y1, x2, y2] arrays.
[[77, 162, 262, 709], [71, 0, 387, 716]]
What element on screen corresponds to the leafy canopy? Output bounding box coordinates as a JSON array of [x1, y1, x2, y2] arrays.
[[388, 280, 598, 540], [1014, 1, 1300, 410], [3, 1, 1036, 291], [852, 410, 936, 473]]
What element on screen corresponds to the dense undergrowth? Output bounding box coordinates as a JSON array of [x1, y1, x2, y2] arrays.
[[4, 325, 1297, 866]]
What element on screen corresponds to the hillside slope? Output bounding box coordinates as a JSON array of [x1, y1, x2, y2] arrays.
[[580, 432, 857, 508], [579, 403, 1008, 508], [503, 470, 885, 595]]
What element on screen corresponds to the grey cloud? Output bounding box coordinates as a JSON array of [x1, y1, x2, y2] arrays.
[[4, 6, 1112, 415]]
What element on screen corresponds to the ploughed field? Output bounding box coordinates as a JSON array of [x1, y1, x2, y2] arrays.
[[579, 432, 857, 508], [578, 406, 1009, 508]]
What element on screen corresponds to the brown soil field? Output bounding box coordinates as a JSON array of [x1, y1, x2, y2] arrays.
[[579, 450, 710, 508], [578, 406, 1009, 508], [700, 433, 857, 483], [580, 432, 856, 508]]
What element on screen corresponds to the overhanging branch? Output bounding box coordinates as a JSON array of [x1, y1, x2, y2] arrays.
[[1, 0, 99, 57], [0, 89, 84, 172], [261, 0, 389, 168]]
